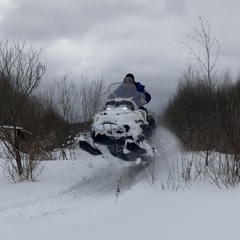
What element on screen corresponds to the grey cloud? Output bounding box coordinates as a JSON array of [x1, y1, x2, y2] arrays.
[[1, 0, 240, 112], [164, 0, 187, 15], [0, 0, 164, 41]]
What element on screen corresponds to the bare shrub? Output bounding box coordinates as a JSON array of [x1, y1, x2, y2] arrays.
[[0, 139, 46, 182], [204, 153, 240, 188], [176, 150, 240, 189], [0, 40, 46, 181]]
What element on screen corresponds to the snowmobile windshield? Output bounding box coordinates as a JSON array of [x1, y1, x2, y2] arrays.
[[105, 82, 146, 109]]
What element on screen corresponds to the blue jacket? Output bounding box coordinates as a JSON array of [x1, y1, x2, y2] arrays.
[[135, 82, 151, 104]]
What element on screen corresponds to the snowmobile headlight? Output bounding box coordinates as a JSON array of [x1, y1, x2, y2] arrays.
[[105, 104, 114, 110], [121, 104, 131, 110]]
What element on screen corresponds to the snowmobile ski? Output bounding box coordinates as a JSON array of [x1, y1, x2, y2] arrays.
[[126, 141, 147, 155], [78, 135, 102, 156]]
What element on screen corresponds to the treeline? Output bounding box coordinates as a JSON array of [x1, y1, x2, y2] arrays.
[[162, 69, 240, 156], [161, 69, 240, 188], [0, 42, 104, 149], [0, 41, 103, 181]]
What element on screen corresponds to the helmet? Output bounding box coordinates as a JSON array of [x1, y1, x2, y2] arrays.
[[125, 73, 135, 81]]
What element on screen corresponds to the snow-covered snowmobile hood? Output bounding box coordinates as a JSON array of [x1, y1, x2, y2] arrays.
[[92, 102, 146, 141]]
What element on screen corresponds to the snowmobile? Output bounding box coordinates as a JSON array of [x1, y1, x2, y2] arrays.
[[79, 82, 156, 162]]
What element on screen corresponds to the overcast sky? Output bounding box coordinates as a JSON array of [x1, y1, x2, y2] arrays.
[[0, 0, 239, 110]]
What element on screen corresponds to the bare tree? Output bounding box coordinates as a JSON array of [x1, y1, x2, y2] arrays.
[[77, 76, 104, 122], [183, 17, 220, 92], [45, 75, 104, 124], [54, 72, 76, 123], [0, 40, 46, 179]]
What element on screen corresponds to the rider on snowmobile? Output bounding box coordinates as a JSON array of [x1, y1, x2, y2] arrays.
[[107, 73, 151, 110], [108, 75, 137, 100], [78, 74, 155, 160], [124, 73, 151, 105], [121, 73, 151, 113]]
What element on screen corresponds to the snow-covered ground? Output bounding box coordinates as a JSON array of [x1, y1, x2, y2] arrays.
[[0, 127, 239, 240]]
